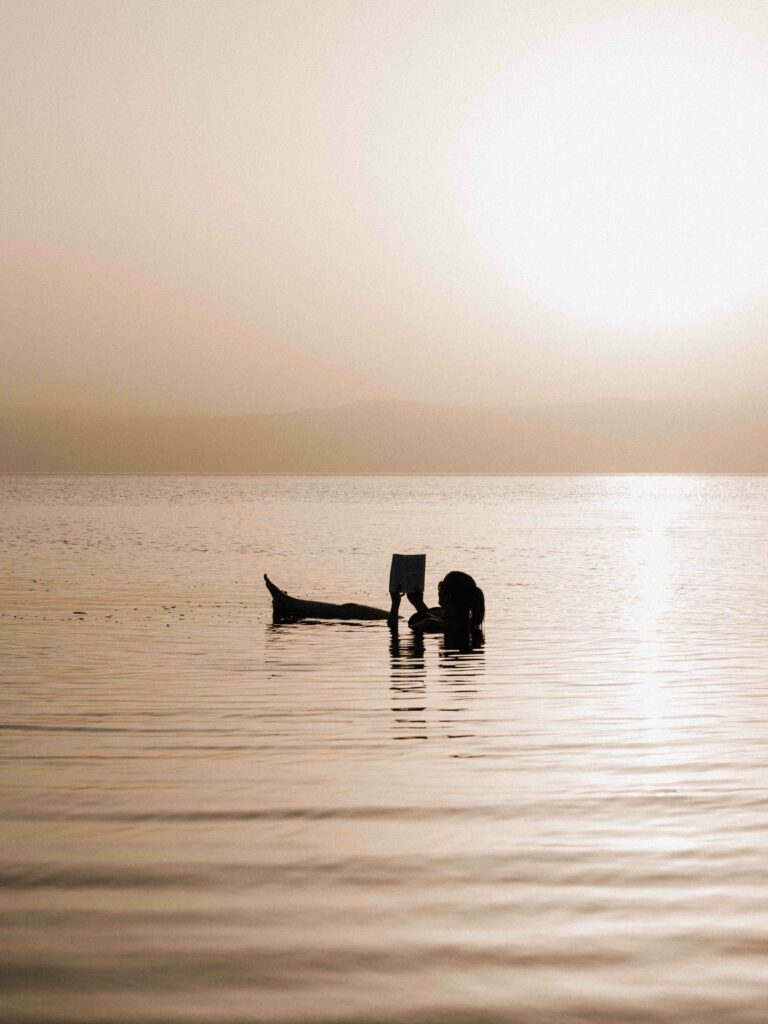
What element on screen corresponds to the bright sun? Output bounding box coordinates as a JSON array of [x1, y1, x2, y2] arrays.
[[458, 11, 768, 331]]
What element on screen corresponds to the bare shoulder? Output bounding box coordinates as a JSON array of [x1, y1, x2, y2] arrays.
[[409, 614, 445, 633]]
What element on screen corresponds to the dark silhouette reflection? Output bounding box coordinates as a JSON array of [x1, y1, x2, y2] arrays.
[[263, 602, 486, 750], [438, 640, 485, 750], [389, 630, 428, 740], [389, 627, 485, 746], [390, 628, 426, 662]]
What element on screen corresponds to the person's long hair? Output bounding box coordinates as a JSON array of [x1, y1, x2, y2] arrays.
[[441, 571, 485, 631]]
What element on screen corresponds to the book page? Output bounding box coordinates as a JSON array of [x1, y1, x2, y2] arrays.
[[389, 554, 426, 594]]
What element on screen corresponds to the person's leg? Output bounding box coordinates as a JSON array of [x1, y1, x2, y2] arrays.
[[264, 575, 388, 620], [337, 602, 389, 620]]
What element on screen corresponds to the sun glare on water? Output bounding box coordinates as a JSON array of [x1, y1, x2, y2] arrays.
[[458, 11, 768, 332], [585, 479, 699, 850]]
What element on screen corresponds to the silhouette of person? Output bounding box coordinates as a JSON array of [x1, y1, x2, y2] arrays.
[[264, 570, 484, 643]]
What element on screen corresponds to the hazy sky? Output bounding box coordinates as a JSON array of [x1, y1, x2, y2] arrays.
[[5, 0, 768, 413]]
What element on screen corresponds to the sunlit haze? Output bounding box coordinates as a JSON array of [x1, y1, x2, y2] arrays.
[[5, 1, 768, 414], [7, 7, 768, 1013]]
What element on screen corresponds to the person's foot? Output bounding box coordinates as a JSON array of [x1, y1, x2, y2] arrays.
[[264, 574, 292, 608]]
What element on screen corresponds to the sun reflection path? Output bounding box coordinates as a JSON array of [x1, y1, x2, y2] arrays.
[[616, 477, 695, 679], [595, 479, 706, 822]]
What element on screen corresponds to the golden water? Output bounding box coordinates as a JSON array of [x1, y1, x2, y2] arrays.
[[2, 475, 768, 1023]]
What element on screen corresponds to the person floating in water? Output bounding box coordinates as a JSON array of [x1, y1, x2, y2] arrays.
[[264, 571, 484, 636], [402, 571, 484, 635]]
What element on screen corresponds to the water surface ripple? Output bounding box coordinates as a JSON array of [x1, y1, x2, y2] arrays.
[[2, 475, 768, 1023]]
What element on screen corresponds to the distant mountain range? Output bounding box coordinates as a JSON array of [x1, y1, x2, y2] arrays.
[[1, 398, 767, 472]]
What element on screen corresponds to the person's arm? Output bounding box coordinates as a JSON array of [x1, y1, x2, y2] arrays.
[[387, 591, 401, 629], [406, 591, 428, 615], [409, 612, 445, 633]]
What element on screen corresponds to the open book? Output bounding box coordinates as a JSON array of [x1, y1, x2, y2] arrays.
[[389, 553, 426, 595]]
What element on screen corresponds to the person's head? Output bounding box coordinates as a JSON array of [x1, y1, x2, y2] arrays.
[[438, 571, 485, 628]]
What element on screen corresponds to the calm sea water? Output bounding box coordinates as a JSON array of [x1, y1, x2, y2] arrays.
[[3, 475, 768, 1024]]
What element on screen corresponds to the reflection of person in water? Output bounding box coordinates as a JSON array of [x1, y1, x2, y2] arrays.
[[264, 570, 484, 641]]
